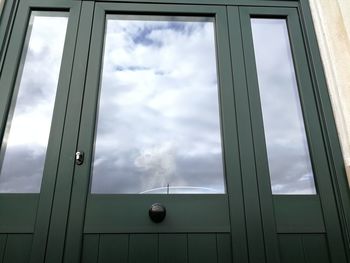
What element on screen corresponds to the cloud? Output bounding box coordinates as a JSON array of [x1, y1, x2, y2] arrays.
[[91, 16, 225, 194], [0, 14, 68, 192], [251, 19, 316, 194]]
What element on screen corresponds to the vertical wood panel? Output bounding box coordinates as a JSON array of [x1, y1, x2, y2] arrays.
[[278, 234, 305, 263], [217, 233, 232, 263], [302, 234, 330, 263], [3, 234, 32, 263], [279, 234, 331, 263], [159, 234, 187, 263], [188, 234, 217, 263], [81, 234, 99, 263], [0, 234, 7, 263], [98, 234, 129, 263], [129, 234, 158, 263]]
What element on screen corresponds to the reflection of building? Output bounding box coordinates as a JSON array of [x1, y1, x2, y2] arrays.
[[0, 0, 349, 262]]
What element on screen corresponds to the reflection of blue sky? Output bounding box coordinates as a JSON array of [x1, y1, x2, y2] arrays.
[[251, 19, 316, 194], [91, 16, 225, 194], [0, 13, 68, 192]]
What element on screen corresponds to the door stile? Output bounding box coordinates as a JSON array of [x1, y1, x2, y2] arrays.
[[227, 6, 270, 263], [0, 0, 19, 76], [298, 0, 350, 256], [213, 6, 249, 263], [287, 10, 348, 263], [43, 2, 95, 263], [28, 0, 83, 262], [237, 6, 283, 263]]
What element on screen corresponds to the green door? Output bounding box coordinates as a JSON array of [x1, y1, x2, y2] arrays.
[[0, 0, 349, 263], [45, 3, 247, 263]]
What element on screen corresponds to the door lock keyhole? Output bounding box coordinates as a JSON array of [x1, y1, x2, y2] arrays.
[[75, 151, 84, 165]]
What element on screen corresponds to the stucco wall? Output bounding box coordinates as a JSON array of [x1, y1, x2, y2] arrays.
[[309, 0, 350, 185]]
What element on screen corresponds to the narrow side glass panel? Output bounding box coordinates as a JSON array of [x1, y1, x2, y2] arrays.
[[91, 15, 225, 194], [251, 18, 316, 195], [0, 12, 68, 193]]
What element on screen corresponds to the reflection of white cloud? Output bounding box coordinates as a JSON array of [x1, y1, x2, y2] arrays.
[[91, 17, 225, 194], [134, 142, 177, 191], [251, 19, 316, 195], [0, 14, 68, 193]]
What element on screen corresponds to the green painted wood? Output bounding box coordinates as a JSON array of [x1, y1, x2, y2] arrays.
[[81, 234, 99, 263], [0, 0, 30, 146], [44, 3, 94, 263], [218, 6, 249, 263], [84, 195, 230, 233], [0, 0, 19, 76], [279, 234, 331, 263], [128, 234, 158, 263], [0, 234, 7, 263], [286, 10, 348, 263], [2, 234, 32, 263], [159, 234, 187, 263], [273, 196, 325, 233], [98, 234, 129, 263], [0, 194, 38, 233], [217, 233, 232, 263], [228, 6, 268, 263], [92, 0, 299, 7], [302, 234, 330, 263], [188, 234, 217, 263], [299, 0, 350, 256], [278, 234, 305, 263], [27, 1, 82, 263]]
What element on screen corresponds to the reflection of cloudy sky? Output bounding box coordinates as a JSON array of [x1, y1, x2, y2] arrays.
[[251, 19, 316, 194], [91, 16, 225, 194], [0, 13, 68, 192]]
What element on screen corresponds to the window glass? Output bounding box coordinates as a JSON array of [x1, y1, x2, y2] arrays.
[[251, 18, 316, 195], [91, 15, 225, 194], [0, 12, 68, 192]]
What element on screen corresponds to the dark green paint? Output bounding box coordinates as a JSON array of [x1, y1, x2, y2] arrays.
[[228, 6, 267, 263], [158, 234, 188, 263], [299, 0, 350, 256], [217, 234, 232, 263], [0, 0, 349, 263], [2, 234, 32, 263], [84, 195, 230, 233], [129, 234, 158, 263], [0, 195, 37, 233], [188, 234, 217, 263], [274, 196, 325, 233], [278, 234, 331, 263], [98, 234, 129, 263], [0, 0, 18, 76], [0, 234, 7, 263], [81, 234, 99, 263]]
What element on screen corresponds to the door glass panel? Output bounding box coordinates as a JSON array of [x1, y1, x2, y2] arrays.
[[91, 15, 225, 194], [251, 18, 316, 195], [0, 12, 68, 193]]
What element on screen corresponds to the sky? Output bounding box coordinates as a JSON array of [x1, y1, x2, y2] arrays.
[[0, 14, 316, 195]]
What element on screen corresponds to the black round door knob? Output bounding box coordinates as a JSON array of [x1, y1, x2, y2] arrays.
[[149, 203, 166, 223]]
